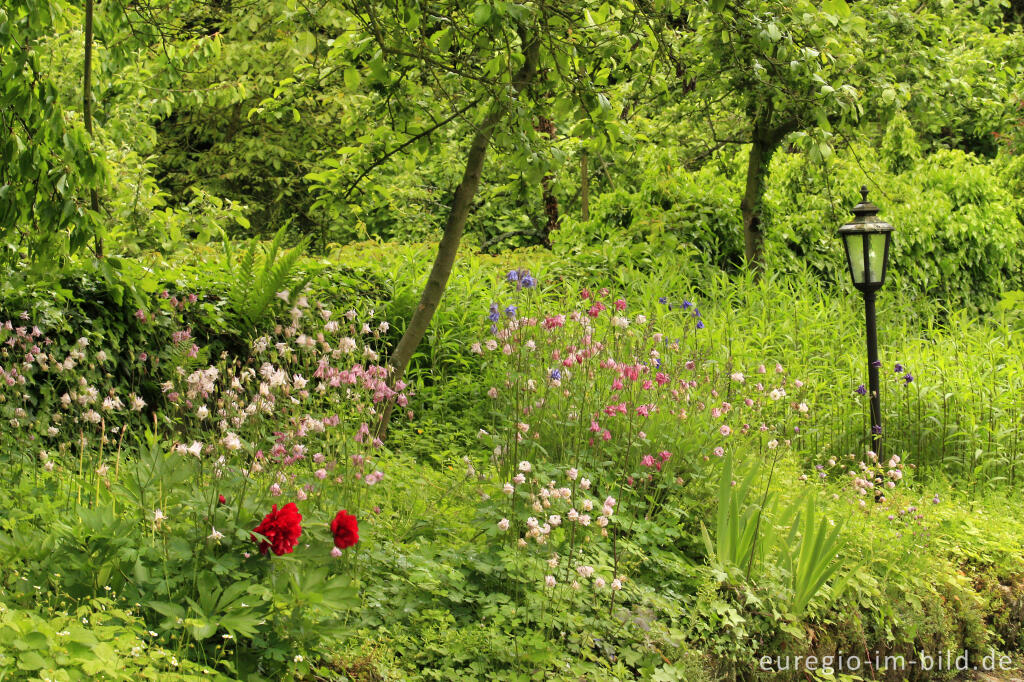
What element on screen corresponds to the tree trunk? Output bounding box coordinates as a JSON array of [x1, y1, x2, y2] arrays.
[[580, 150, 590, 222], [740, 118, 798, 267], [84, 0, 103, 257], [740, 132, 769, 267], [536, 116, 559, 246], [370, 107, 504, 439], [373, 36, 540, 440]]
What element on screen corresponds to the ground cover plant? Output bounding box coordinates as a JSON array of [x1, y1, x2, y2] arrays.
[[1, 244, 1023, 680], [4, 0, 1024, 678]]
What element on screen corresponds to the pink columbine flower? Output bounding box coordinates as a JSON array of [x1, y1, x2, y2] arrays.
[[719, 425, 732, 437]]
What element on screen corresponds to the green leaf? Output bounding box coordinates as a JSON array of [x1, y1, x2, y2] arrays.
[[473, 4, 492, 25], [344, 67, 361, 90]]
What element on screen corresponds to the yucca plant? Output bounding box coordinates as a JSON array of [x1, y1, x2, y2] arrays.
[[701, 452, 768, 579], [703, 452, 850, 617], [778, 496, 848, 616]]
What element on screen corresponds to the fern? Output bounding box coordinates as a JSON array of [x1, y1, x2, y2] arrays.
[[223, 225, 311, 333]]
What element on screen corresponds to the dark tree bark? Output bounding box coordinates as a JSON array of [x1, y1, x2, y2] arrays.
[[536, 115, 559, 246], [580, 150, 590, 222], [84, 0, 103, 257]]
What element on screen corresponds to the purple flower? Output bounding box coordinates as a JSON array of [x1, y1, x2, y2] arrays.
[[696, 320, 704, 330], [506, 270, 519, 283], [894, 363, 904, 372], [872, 424, 882, 434], [903, 373, 913, 384], [550, 369, 561, 381], [682, 301, 693, 310], [504, 305, 517, 319], [855, 384, 867, 395], [658, 297, 667, 304], [488, 303, 500, 323], [871, 360, 882, 368]]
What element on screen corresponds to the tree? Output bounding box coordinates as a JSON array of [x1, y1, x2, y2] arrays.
[[645, 0, 1019, 267], [0, 0, 106, 267], [316, 0, 634, 434]]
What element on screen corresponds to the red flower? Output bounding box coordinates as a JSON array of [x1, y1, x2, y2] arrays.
[[330, 510, 359, 550], [251, 503, 302, 556], [218, 494, 227, 505]]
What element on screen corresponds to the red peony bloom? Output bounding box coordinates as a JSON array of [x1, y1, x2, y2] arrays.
[[218, 494, 227, 505], [330, 509, 359, 550], [251, 503, 303, 555]]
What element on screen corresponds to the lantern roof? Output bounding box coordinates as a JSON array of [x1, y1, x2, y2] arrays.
[[838, 186, 894, 235]]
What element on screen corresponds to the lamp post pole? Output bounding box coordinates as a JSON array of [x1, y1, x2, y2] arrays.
[[839, 186, 894, 460], [864, 289, 882, 456]]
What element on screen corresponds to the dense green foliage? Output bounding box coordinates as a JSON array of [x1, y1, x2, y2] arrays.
[[3, 0, 1024, 679]]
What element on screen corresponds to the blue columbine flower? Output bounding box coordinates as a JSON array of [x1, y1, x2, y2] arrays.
[[488, 302, 500, 323], [653, 358, 661, 368], [856, 384, 867, 395], [658, 297, 667, 305], [872, 424, 883, 434], [903, 373, 913, 384], [505, 305, 517, 319], [696, 320, 705, 330], [507, 270, 519, 283], [682, 300, 693, 310], [550, 368, 561, 380], [521, 273, 537, 289], [871, 360, 882, 368], [692, 308, 701, 318], [894, 363, 904, 372]]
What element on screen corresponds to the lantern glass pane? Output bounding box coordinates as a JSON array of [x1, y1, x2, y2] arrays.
[[867, 233, 887, 284], [846, 233, 866, 284]]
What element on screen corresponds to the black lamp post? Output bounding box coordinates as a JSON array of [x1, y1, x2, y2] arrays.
[[838, 186, 894, 456]]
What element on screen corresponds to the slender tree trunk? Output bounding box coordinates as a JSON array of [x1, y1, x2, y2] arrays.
[[375, 36, 540, 439], [580, 150, 590, 222], [536, 116, 559, 246], [740, 132, 769, 267], [84, 0, 103, 257], [372, 106, 505, 439]]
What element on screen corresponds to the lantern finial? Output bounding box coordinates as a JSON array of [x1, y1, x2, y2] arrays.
[[860, 185, 869, 202]]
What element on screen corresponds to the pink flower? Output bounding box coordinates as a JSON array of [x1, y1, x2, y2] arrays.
[[719, 425, 732, 437], [487, 387, 498, 399], [641, 454, 656, 467], [601, 429, 611, 441], [614, 299, 627, 311], [713, 446, 725, 457]]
